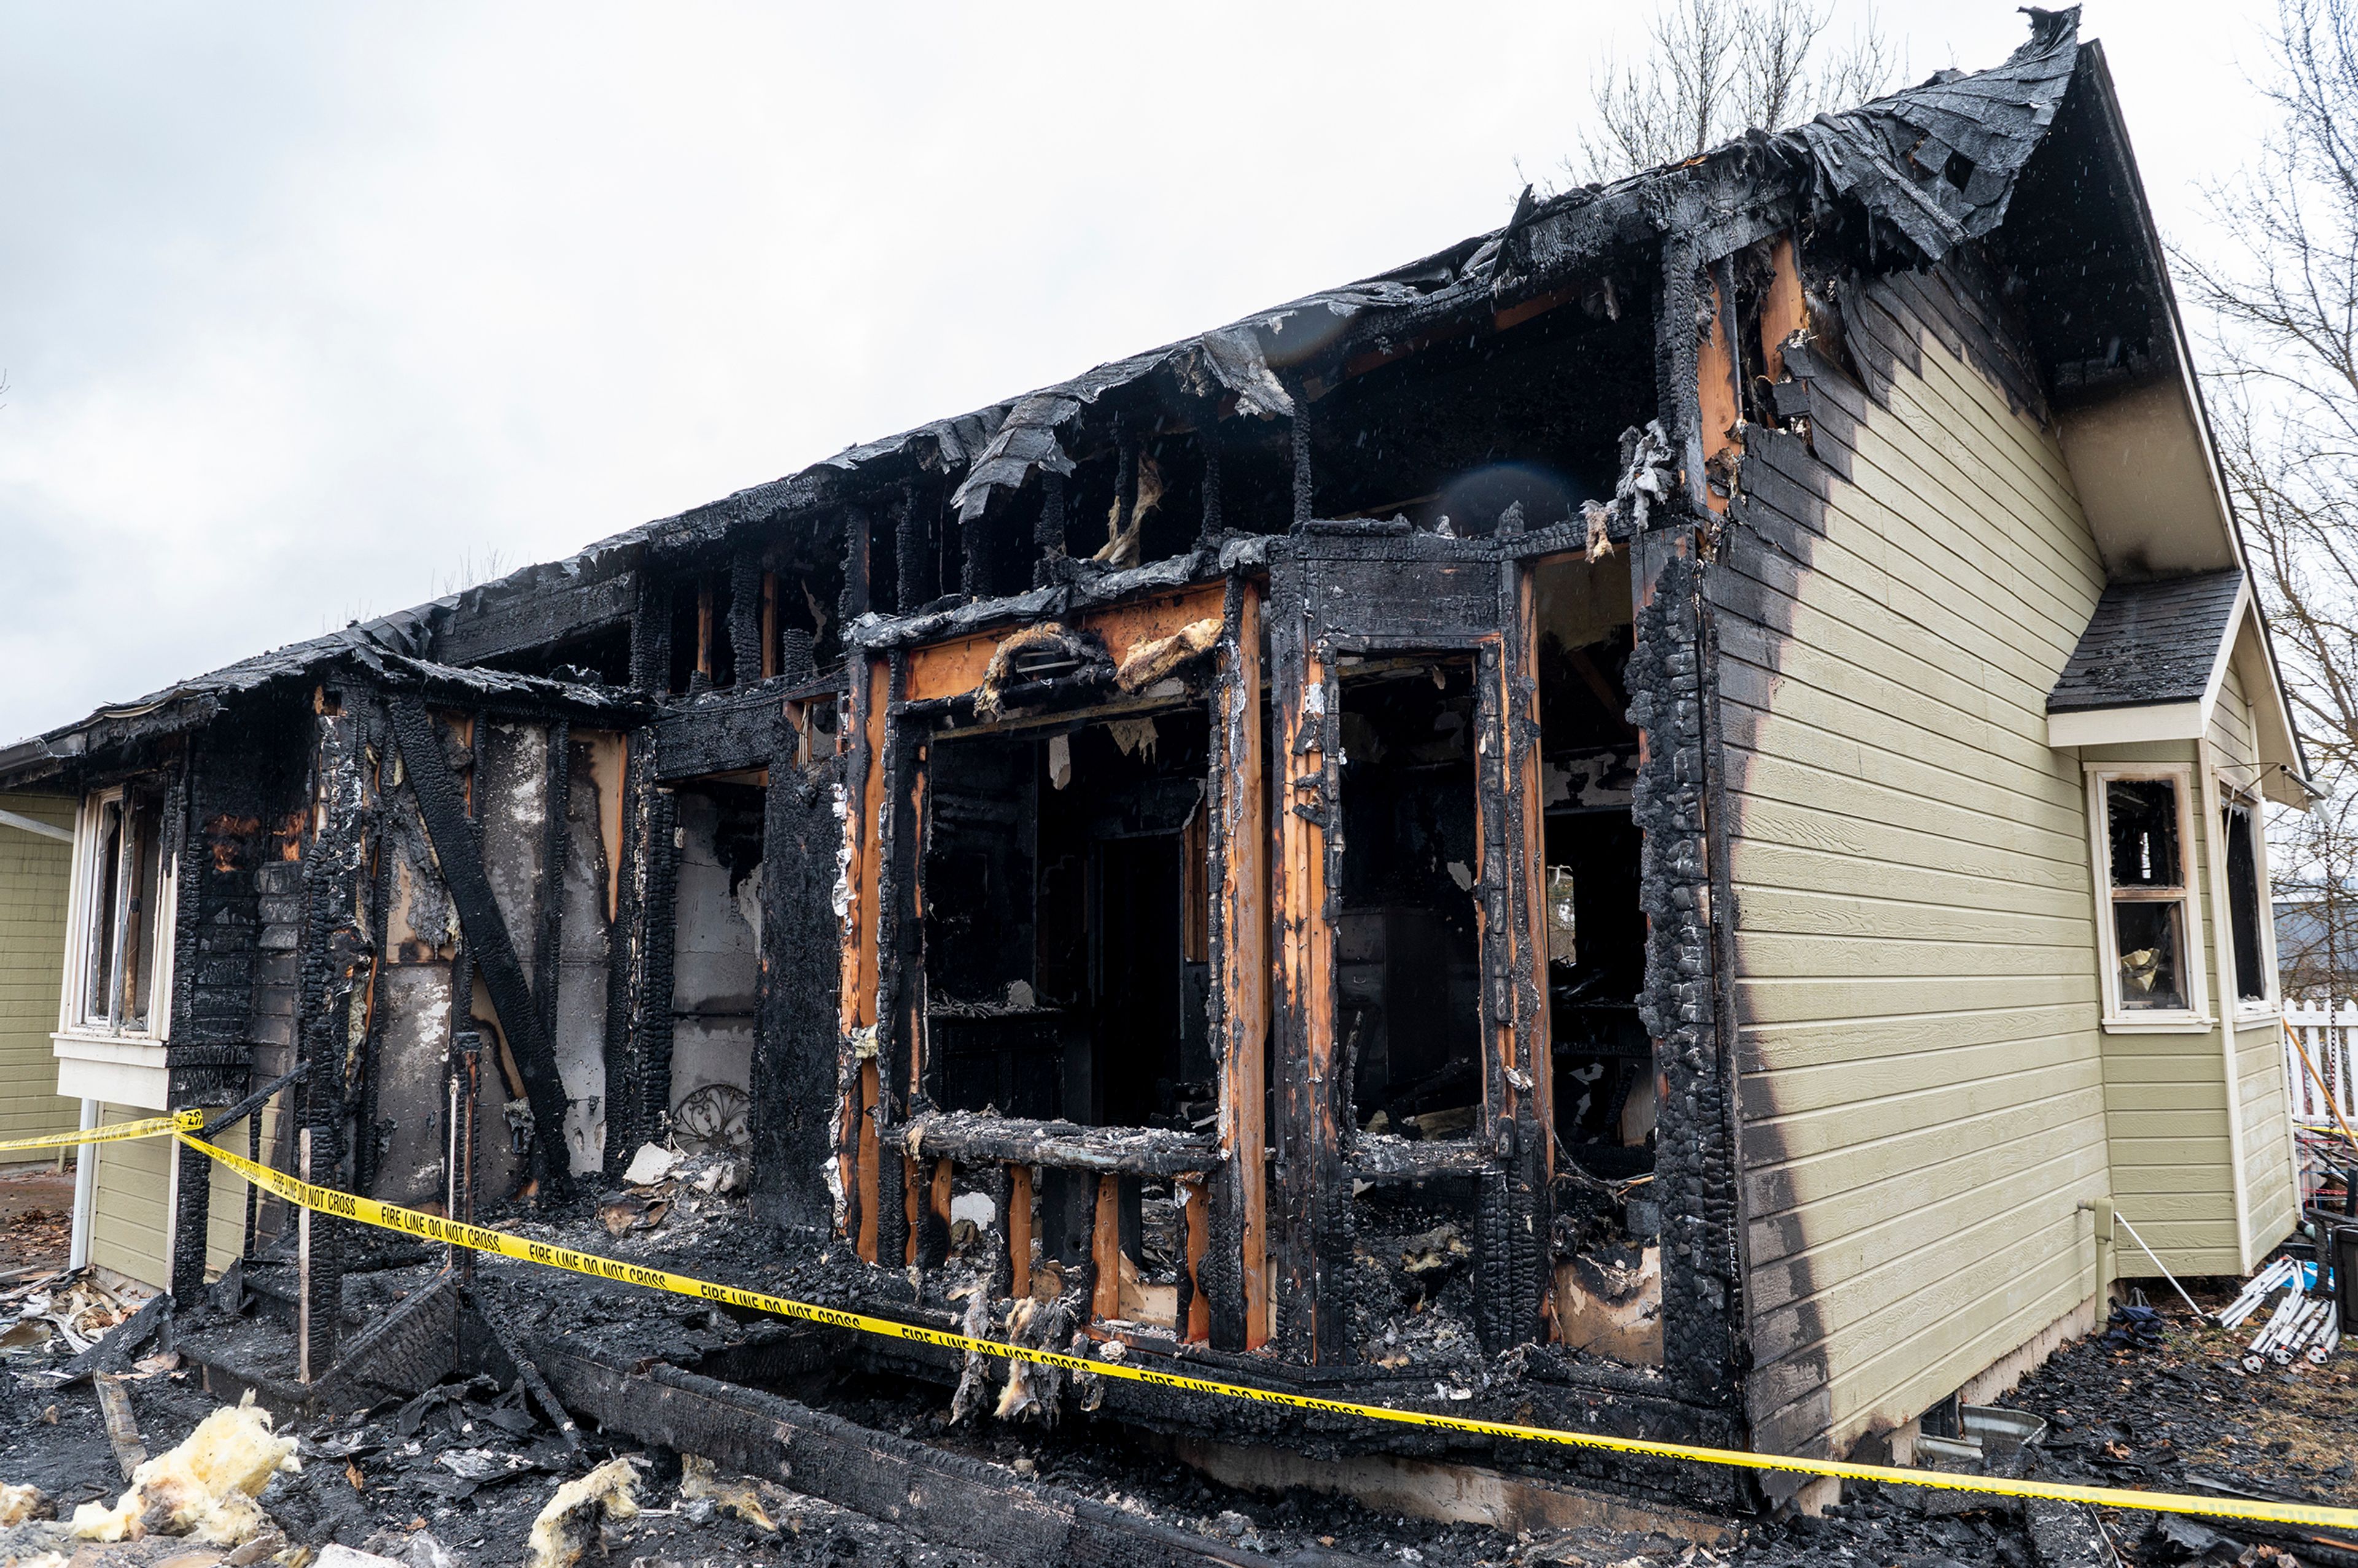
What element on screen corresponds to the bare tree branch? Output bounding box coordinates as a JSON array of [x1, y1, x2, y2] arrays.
[[1570, 0, 1906, 185], [2184, 0, 2358, 993]]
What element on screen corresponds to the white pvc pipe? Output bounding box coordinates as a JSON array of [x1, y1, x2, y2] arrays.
[[2111, 1210, 2208, 1318], [68, 1098, 98, 1270]]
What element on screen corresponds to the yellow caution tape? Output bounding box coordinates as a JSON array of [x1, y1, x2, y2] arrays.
[[177, 1131, 2358, 1535], [0, 1109, 202, 1154]]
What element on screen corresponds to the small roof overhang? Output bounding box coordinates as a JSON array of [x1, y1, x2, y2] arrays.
[[2046, 570, 2316, 806]]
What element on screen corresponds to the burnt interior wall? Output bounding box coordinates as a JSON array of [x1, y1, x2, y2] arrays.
[[1305, 292, 1652, 534], [666, 780, 763, 1135], [365, 706, 624, 1203]]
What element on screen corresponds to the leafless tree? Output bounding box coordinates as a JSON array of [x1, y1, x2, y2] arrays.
[[2180, 0, 2358, 995], [1572, 0, 1907, 185]]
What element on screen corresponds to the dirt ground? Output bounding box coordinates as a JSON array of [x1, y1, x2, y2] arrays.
[[0, 1244, 2348, 1568], [0, 1166, 75, 1279]]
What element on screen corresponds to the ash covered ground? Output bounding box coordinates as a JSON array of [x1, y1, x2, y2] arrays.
[[2, 1167, 2348, 1568]]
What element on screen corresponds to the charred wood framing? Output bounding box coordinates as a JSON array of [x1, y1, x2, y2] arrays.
[[1035, 472, 1067, 584], [535, 718, 570, 1051], [11, 10, 2228, 1501], [891, 1113, 1216, 1178], [1204, 576, 1267, 1351], [281, 701, 378, 1357], [603, 737, 661, 1167], [387, 694, 574, 1199], [1267, 558, 1346, 1362], [728, 555, 763, 685], [871, 652, 917, 1270], [629, 575, 672, 692]]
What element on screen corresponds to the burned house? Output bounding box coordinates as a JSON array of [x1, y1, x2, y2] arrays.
[[3, 9, 2317, 1516]]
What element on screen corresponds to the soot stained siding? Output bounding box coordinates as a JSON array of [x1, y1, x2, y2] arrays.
[[1712, 260, 2113, 1462]]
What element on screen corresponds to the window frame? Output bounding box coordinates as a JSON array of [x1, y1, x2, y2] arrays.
[[2085, 763, 2212, 1031], [2214, 782, 2281, 1020], [58, 785, 176, 1041]]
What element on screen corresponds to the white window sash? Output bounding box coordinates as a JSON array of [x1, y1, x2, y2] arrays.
[[2085, 763, 2211, 1028]]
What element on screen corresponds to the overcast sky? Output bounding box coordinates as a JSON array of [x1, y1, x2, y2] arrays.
[[0, 1, 2291, 745]]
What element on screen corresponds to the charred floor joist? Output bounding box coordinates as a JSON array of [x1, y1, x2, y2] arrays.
[[8, 7, 2325, 1532]]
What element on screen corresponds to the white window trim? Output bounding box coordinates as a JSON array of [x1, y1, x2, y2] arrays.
[[2085, 763, 2212, 1031], [54, 785, 176, 1046], [2213, 774, 2281, 1023]]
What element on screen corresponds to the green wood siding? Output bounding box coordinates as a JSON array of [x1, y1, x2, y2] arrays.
[[90, 1102, 171, 1287], [0, 793, 75, 1162]]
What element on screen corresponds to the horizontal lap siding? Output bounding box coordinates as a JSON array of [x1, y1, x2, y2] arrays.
[[204, 1100, 286, 1278], [1719, 271, 2111, 1461], [2101, 1021, 2236, 1267], [2236, 1022, 2296, 1249], [90, 1103, 170, 1287], [0, 794, 75, 1160], [2210, 665, 2300, 1256]]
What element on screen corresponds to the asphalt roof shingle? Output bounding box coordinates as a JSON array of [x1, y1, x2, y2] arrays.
[[2047, 569, 2244, 713]]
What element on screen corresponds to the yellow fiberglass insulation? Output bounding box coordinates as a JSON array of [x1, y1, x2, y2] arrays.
[[68, 1391, 298, 1545]]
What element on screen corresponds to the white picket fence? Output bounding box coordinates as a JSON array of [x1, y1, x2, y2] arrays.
[[2283, 1001, 2358, 1128]]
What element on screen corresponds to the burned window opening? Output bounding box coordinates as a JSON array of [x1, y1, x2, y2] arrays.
[[923, 708, 1213, 1135], [2103, 775, 2192, 1014], [1334, 657, 1484, 1141], [77, 785, 168, 1034], [2223, 800, 2267, 1004]]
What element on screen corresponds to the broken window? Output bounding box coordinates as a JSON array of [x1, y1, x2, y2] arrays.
[[922, 708, 1212, 1131], [72, 786, 168, 1035], [1335, 657, 1483, 1139], [2222, 801, 2270, 1006], [2099, 774, 2196, 1015]]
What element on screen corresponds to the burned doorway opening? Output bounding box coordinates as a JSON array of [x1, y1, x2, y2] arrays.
[[1530, 551, 1656, 1365], [664, 777, 765, 1152]]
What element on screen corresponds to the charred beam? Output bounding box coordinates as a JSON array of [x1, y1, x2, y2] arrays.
[[530, 1348, 1329, 1568], [440, 572, 636, 667], [890, 1112, 1216, 1179]]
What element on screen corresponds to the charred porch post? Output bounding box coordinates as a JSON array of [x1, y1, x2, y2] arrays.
[[1204, 575, 1268, 1349], [286, 693, 378, 1365], [1267, 572, 1349, 1363], [1628, 211, 1745, 1412]]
